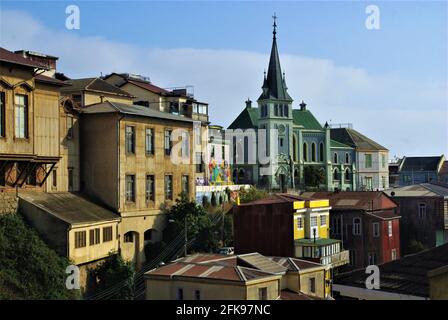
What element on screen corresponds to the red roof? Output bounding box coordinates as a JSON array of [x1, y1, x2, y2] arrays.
[[302, 191, 397, 211], [124, 79, 170, 95], [0, 47, 48, 69]]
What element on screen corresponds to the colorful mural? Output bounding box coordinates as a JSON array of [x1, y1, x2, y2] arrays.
[[208, 158, 232, 185]]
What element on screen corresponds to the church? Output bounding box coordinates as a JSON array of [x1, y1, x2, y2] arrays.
[[227, 18, 360, 192]]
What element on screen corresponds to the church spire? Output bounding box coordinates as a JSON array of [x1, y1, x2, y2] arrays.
[[258, 14, 293, 102]]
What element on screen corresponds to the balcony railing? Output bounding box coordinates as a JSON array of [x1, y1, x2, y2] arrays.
[[320, 250, 350, 267]]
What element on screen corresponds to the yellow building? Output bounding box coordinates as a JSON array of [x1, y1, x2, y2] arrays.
[[80, 101, 196, 267], [0, 47, 64, 194], [145, 252, 332, 300], [234, 194, 349, 271]]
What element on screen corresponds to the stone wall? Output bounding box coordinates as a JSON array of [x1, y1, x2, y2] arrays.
[[0, 191, 18, 214]]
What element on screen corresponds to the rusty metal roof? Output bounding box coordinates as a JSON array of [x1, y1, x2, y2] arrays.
[[18, 191, 120, 225]]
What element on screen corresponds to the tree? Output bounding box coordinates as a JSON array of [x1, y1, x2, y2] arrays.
[[91, 253, 135, 300], [238, 186, 268, 204], [0, 213, 80, 300], [304, 165, 325, 188]]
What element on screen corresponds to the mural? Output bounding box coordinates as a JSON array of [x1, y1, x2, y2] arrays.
[[208, 158, 232, 185]]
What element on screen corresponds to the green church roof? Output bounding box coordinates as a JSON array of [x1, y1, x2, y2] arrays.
[[228, 107, 259, 129], [292, 109, 323, 130]]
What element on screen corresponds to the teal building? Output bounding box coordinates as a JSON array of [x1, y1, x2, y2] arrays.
[[228, 20, 356, 191]]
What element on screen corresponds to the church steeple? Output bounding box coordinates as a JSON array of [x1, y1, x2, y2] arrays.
[[258, 14, 293, 102]]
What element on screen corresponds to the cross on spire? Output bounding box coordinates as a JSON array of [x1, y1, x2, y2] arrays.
[[272, 13, 277, 38]]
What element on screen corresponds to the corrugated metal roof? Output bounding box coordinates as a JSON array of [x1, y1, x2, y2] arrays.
[[62, 77, 134, 97], [18, 191, 120, 225], [385, 183, 448, 198], [237, 253, 287, 274], [82, 101, 194, 123]]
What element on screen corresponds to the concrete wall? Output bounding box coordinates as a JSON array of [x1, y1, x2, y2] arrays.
[[0, 191, 17, 214], [429, 266, 448, 300], [356, 151, 389, 191]]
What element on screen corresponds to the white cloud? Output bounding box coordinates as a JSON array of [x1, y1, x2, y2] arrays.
[[1, 9, 446, 157]]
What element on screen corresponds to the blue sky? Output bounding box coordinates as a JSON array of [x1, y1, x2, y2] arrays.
[[1, 1, 447, 157]]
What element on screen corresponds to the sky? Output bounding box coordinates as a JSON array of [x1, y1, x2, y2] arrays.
[[1, 0, 447, 158]]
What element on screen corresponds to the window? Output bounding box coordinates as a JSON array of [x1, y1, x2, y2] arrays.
[[332, 216, 341, 235], [165, 175, 173, 200], [15, 94, 28, 138], [283, 104, 288, 117], [373, 222, 380, 237], [310, 216, 318, 227], [125, 126, 135, 154], [333, 169, 339, 181], [297, 217, 303, 230], [125, 175, 135, 202], [345, 168, 351, 181], [311, 143, 316, 162], [274, 104, 279, 116], [66, 116, 74, 139], [309, 278, 316, 293], [382, 154, 386, 168], [365, 154, 372, 168], [353, 217, 361, 235], [345, 153, 350, 164], [89, 228, 100, 245], [194, 290, 201, 301], [0, 92, 5, 137], [145, 175, 155, 202], [181, 131, 189, 158], [333, 153, 338, 164], [68, 168, 73, 191], [279, 138, 283, 147], [418, 203, 427, 219], [124, 232, 134, 243], [164, 129, 172, 156], [258, 287, 268, 300], [145, 128, 154, 155], [319, 142, 324, 162], [195, 152, 204, 173], [177, 288, 184, 300], [365, 177, 373, 190], [103, 226, 113, 242], [388, 221, 393, 237], [52, 169, 57, 188], [320, 215, 327, 226], [182, 175, 189, 196], [391, 249, 397, 261], [381, 176, 386, 189], [75, 231, 86, 248], [303, 143, 308, 161]]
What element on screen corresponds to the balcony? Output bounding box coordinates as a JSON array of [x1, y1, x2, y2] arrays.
[[320, 250, 350, 267]]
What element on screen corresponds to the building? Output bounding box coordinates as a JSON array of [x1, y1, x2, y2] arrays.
[[384, 183, 448, 254], [439, 161, 448, 184], [80, 101, 196, 267], [225, 21, 391, 192], [333, 243, 448, 300], [18, 191, 120, 285], [302, 191, 401, 269], [388, 159, 401, 188], [144, 252, 332, 300], [0, 47, 64, 196], [233, 193, 349, 268], [396, 155, 445, 186], [331, 127, 389, 191], [103, 72, 210, 185]]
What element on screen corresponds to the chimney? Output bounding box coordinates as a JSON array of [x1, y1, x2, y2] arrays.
[[300, 100, 307, 111], [245, 98, 252, 109]]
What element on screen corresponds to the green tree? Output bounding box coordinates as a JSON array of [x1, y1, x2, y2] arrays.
[[0, 213, 80, 300], [238, 186, 268, 204], [91, 253, 135, 300], [304, 166, 325, 188]]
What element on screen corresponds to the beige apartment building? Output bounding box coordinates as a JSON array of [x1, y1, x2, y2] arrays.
[[80, 101, 196, 266]]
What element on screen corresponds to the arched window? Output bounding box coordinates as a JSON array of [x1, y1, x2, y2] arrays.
[[311, 143, 317, 162], [274, 105, 279, 116], [333, 168, 340, 181], [345, 153, 350, 164], [345, 168, 351, 181], [303, 143, 308, 161], [293, 135, 298, 161], [319, 142, 324, 162], [284, 105, 288, 117], [333, 153, 338, 164]]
